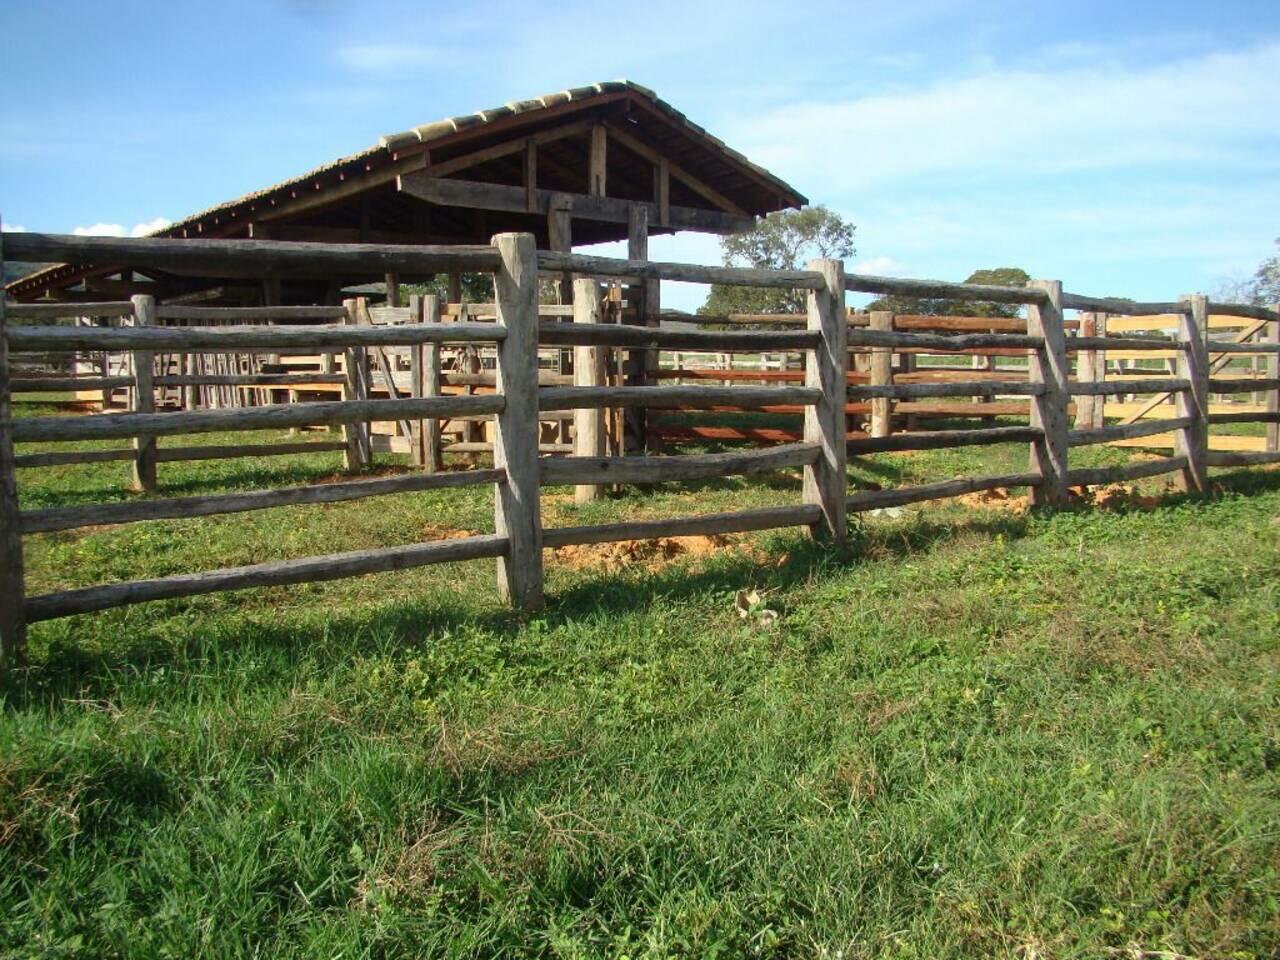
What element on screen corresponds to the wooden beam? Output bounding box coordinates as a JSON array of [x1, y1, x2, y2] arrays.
[[524, 141, 538, 213], [657, 158, 670, 227], [604, 121, 748, 216], [421, 118, 596, 179], [589, 126, 607, 197], [397, 174, 754, 234]]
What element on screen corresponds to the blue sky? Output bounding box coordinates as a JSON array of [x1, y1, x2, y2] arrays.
[[2, 0, 1278, 311]]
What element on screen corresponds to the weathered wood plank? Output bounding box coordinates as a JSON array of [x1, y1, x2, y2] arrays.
[[1175, 295, 1210, 493], [2, 230, 501, 279], [848, 426, 1042, 455], [22, 467, 502, 534], [1204, 450, 1280, 467], [1026, 279, 1070, 505], [572, 279, 606, 503], [542, 504, 822, 549], [24, 534, 509, 623], [155, 305, 348, 321], [846, 274, 1047, 306], [12, 394, 504, 442], [535, 251, 822, 289], [130, 295, 157, 493], [804, 258, 848, 545], [848, 381, 1044, 400], [5, 301, 134, 319], [542, 442, 819, 487], [492, 233, 544, 610], [398, 175, 755, 235], [7, 322, 503, 352], [538, 385, 821, 411], [1060, 294, 1191, 315], [1069, 417, 1194, 447], [849, 328, 1042, 351], [155, 441, 346, 462], [869, 311, 893, 438], [846, 472, 1040, 512], [1064, 456, 1188, 488], [538, 321, 819, 351], [11, 376, 134, 392], [0, 228, 27, 671], [1069, 378, 1190, 396]]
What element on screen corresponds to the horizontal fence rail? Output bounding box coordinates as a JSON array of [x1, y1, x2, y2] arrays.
[[2, 228, 1278, 675]]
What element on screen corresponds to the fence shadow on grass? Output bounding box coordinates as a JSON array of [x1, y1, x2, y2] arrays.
[[10, 467, 1278, 708]]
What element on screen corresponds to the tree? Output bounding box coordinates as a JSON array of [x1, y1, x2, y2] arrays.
[[1253, 238, 1280, 306], [700, 207, 855, 317], [1211, 238, 1280, 306], [866, 266, 1029, 318]]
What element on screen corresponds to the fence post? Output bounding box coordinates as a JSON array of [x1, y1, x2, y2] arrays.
[[804, 258, 848, 545], [1026, 279, 1069, 505], [1073, 312, 1098, 430], [1266, 312, 1279, 454], [0, 230, 27, 673], [341, 298, 370, 472], [492, 233, 545, 610], [129, 294, 157, 493], [573, 277, 606, 503], [869, 310, 894, 438], [1175, 294, 1210, 493], [423, 294, 443, 472], [408, 294, 425, 468]]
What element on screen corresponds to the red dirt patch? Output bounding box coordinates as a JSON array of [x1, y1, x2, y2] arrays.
[[550, 533, 757, 572]]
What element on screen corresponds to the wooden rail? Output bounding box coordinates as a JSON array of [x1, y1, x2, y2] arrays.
[[2, 229, 1278, 674]]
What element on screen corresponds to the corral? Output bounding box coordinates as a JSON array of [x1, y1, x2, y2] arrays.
[[4, 84, 1280, 958]]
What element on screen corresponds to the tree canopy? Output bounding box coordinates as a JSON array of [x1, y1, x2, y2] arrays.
[[700, 207, 855, 316]]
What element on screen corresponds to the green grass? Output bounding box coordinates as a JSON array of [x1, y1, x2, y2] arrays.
[[3, 397, 1279, 958]]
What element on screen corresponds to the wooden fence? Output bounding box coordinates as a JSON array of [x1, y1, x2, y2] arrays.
[[3, 229, 1280, 675]]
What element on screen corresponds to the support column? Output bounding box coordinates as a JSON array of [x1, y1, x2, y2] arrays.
[[624, 204, 651, 453], [1266, 315, 1279, 453], [492, 233, 545, 611], [0, 229, 27, 673], [573, 278, 606, 503], [869, 310, 894, 438], [1176, 294, 1210, 493], [1026, 279, 1069, 505], [1073, 312, 1098, 430], [804, 258, 848, 545], [130, 294, 157, 493], [423, 294, 443, 472], [341, 298, 370, 472]]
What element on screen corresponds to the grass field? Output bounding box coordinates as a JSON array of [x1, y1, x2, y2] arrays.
[[3, 396, 1279, 958]]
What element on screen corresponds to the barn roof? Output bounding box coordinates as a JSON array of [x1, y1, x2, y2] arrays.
[[6, 81, 807, 302]]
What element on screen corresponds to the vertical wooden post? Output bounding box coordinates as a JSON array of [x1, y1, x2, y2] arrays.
[[384, 272, 400, 308], [1175, 294, 1210, 493], [341, 298, 370, 471], [869, 310, 894, 438], [492, 233, 545, 610], [573, 278, 606, 503], [804, 258, 848, 545], [408, 294, 425, 468], [589, 126, 607, 197], [423, 294, 443, 472], [0, 227, 28, 672], [129, 294, 157, 493], [625, 204, 651, 453], [1092, 313, 1108, 429], [1026, 279, 1069, 505], [1073, 312, 1098, 430], [1265, 314, 1279, 453]]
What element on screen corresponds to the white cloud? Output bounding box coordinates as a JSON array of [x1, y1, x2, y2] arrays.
[[3, 224, 26, 232], [337, 44, 443, 72], [727, 42, 1280, 188], [73, 218, 171, 238], [130, 217, 171, 237], [852, 255, 907, 277]]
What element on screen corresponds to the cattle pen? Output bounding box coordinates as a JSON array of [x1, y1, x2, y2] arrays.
[[3, 228, 1280, 675]]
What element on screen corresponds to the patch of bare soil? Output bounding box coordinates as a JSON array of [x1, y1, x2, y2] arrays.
[[954, 486, 1030, 514], [550, 533, 760, 572]]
